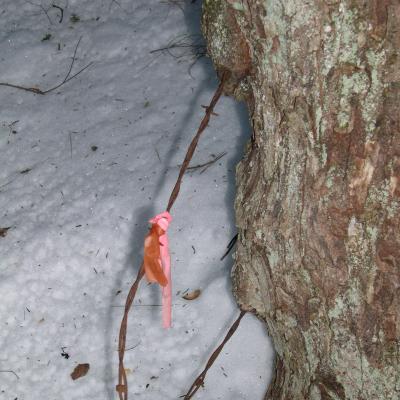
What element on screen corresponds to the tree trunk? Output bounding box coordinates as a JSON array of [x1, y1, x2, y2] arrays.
[[202, 1, 400, 399]]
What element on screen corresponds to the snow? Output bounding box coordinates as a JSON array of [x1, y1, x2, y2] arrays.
[[0, 1, 274, 399]]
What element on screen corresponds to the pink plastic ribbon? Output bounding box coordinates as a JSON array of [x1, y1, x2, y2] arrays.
[[148, 211, 173, 329]]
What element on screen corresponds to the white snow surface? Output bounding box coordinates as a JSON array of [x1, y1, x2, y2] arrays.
[[0, 1, 274, 399]]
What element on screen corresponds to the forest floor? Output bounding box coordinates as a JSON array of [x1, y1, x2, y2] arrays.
[[0, 1, 273, 399]]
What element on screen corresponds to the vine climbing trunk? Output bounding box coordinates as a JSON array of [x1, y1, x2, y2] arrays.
[[202, 1, 400, 399]]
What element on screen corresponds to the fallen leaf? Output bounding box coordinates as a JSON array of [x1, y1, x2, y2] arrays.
[[70, 363, 90, 380], [0, 227, 10, 237], [182, 289, 201, 301]]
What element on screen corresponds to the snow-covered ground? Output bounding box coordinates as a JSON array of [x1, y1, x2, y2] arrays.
[[0, 1, 274, 399]]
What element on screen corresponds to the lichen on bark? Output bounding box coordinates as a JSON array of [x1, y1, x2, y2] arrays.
[[202, 1, 400, 399]]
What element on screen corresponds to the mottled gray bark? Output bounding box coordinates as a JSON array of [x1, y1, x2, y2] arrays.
[[202, 1, 400, 399]]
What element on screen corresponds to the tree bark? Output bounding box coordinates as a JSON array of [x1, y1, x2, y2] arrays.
[[202, 1, 400, 399]]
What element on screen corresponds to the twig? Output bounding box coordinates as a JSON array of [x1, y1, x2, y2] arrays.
[[25, 0, 53, 24], [149, 34, 206, 63], [69, 132, 73, 158], [220, 233, 238, 261], [0, 370, 20, 380], [52, 4, 64, 23], [182, 310, 247, 399], [43, 61, 94, 94], [125, 342, 141, 351], [0, 83, 45, 95], [115, 341, 141, 352], [0, 37, 93, 95], [42, 36, 93, 94], [0, 179, 16, 191], [116, 73, 227, 400], [65, 37, 82, 83], [186, 151, 226, 174]]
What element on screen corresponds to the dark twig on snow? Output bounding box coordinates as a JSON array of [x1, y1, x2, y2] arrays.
[[44, 61, 94, 94], [116, 73, 227, 400], [150, 34, 206, 78], [0, 82, 44, 95], [220, 233, 238, 261], [125, 343, 140, 351], [149, 34, 206, 62], [25, 0, 53, 24], [182, 310, 247, 399], [186, 151, 227, 174], [0, 37, 93, 95], [69, 132, 73, 158], [64, 36, 82, 81], [52, 4, 64, 23], [0, 370, 20, 380]]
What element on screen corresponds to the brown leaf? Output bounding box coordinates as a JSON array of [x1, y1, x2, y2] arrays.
[[0, 227, 10, 237], [70, 363, 90, 380], [182, 289, 201, 301]]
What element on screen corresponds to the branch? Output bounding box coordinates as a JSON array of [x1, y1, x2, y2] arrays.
[[0, 82, 45, 95], [0, 37, 93, 96], [0, 370, 20, 380], [182, 310, 247, 399]]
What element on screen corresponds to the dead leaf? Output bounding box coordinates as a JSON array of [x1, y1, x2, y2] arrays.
[[182, 289, 201, 301], [70, 363, 90, 380], [0, 227, 10, 237]]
